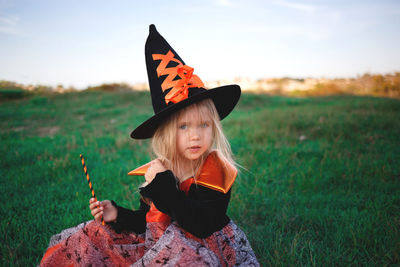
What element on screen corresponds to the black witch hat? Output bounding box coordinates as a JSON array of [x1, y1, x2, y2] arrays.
[[131, 24, 241, 139]]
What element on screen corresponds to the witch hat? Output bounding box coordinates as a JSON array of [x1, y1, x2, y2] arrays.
[[131, 24, 241, 139]]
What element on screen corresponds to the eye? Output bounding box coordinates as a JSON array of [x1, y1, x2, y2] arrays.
[[179, 124, 187, 130], [200, 122, 209, 128]]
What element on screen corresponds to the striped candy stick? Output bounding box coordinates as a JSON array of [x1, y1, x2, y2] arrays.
[[80, 154, 105, 225]]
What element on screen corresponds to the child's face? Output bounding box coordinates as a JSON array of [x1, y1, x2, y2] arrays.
[[176, 105, 213, 162]]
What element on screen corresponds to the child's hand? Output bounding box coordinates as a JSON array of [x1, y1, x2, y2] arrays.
[[145, 159, 166, 184], [89, 198, 117, 223]]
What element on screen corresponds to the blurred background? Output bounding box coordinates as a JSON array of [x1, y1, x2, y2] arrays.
[[1, 1, 399, 266], [1, 0, 399, 95]]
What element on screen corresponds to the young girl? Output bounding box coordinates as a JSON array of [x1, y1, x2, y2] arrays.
[[40, 25, 259, 266]]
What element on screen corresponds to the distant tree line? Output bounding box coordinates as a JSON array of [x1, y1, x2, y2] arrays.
[[307, 73, 400, 98], [1, 72, 400, 100]]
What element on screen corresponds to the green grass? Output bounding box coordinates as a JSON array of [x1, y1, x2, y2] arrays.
[[1, 91, 399, 266]]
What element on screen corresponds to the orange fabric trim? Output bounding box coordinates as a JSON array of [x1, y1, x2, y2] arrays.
[[146, 203, 171, 223], [127, 151, 237, 194], [195, 151, 237, 194], [127, 162, 151, 176], [152, 50, 204, 104], [40, 243, 63, 265], [179, 177, 195, 195]]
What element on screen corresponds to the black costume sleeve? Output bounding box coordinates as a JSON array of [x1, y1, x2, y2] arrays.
[[140, 170, 231, 238], [108, 199, 149, 234]]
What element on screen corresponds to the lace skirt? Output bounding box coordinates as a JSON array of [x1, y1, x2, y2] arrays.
[[40, 220, 259, 266]]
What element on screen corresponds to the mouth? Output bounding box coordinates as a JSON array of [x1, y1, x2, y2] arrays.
[[188, 146, 201, 153]]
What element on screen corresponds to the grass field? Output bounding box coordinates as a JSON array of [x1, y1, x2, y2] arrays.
[[1, 91, 399, 266]]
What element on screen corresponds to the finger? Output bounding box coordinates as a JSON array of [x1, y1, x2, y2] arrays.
[[94, 211, 103, 221], [91, 209, 98, 217], [89, 198, 100, 206], [90, 203, 103, 213], [91, 206, 104, 217], [89, 201, 101, 210], [91, 206, 100, 215]]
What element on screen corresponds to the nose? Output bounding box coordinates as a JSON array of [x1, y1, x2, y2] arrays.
[[189, 127, 200, 140]]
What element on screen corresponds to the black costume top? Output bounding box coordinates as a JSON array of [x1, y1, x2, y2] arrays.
[[110, 151, 237, 239]]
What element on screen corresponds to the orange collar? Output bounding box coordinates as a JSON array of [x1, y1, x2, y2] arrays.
[[128, 151, 237, 194]]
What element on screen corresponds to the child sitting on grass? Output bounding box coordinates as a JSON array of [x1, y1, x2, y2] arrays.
[[40, 24, 259, 266]]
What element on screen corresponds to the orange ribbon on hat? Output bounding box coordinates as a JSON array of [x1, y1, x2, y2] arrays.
[[152, 50, 204, 104]]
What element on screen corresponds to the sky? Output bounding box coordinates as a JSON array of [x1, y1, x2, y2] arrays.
[[0, 0, 399, 89]]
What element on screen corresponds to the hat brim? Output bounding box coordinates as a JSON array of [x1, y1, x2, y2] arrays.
[[130, 84, 241, 139]]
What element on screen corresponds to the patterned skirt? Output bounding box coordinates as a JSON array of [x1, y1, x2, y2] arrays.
[[40, 220, 259, 266]]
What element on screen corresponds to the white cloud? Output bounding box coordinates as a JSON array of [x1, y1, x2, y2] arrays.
[[0, 14, 18, 24], [0, 14, 23, 36]]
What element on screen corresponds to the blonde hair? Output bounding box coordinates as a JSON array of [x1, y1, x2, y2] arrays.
[[151, 98, 236, 180]]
